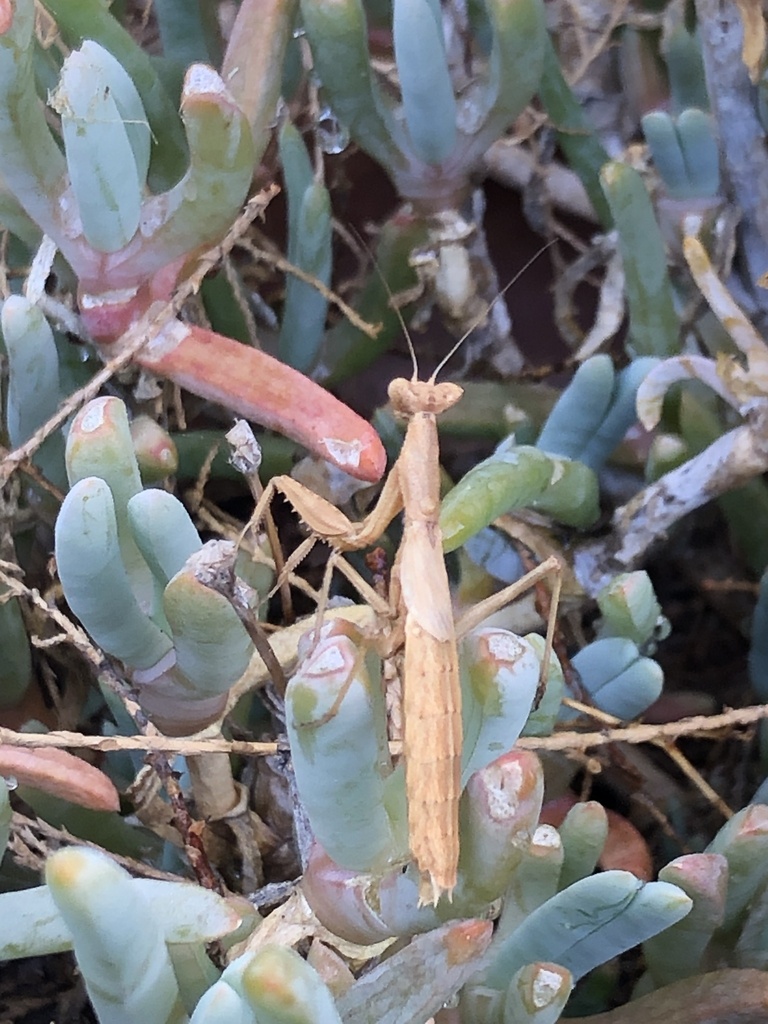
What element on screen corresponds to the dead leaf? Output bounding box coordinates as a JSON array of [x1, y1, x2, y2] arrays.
[[736, 0, 766, 83]]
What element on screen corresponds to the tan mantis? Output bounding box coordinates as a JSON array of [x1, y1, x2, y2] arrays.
[[248, 256, 561, 904]]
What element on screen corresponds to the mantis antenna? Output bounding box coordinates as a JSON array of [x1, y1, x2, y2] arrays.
[[430, 237, 557, 382]]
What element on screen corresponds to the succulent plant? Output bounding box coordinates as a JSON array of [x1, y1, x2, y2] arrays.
[[299, 0, 547, 210], [54, 395, 254, 735]]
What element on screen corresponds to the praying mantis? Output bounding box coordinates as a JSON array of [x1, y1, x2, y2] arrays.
[[248, 373, 561, 905], [248, 251, 561, 904]]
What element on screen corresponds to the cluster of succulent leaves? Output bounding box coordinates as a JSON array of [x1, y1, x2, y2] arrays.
[[1, 0, 768, 1022]]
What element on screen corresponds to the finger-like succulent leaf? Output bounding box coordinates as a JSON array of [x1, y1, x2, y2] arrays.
[[706, 804, 768, 930], [596, 572, 663, 647], [440, 446, 599, 552], [600, 161, 680, 356], [45, 847, 186, 1024], [51, 42, 145, 253], [570, 638, 663, 720], [460, 628, 540, 785], [278, 121, 332, 372], [163, 543, 254, 696], [41, 0, 188, 189], [536, 355, 615, 460], [0, 0, 69, 246], [480, 0, 547, 135], [2, 296, 63, 449], [501, 962, 572, 1024], [55, 477, 172, 669], [223, 945, 343, 1024], [300, 0, 405, 172], [482, 871, 691, 989], [644, 853, 728, 985], [127, 490, 203, 586], [287, 633, 404, 872], [65, 397, 159, 616], [393, 0, 457, 164], [556, 801, 609, 889], [190, 981, 255, 1023], [496, 825, 564, 941], [456, 751, 544, 908], [0, 874, 243, 959]]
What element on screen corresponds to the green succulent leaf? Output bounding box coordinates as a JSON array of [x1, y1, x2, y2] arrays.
[[393, 0, 457, 164], [483, 871, 691, 989], [570, 637, 663, 720], [163, 542, 254, 697], [127, 490, 203, 586], [223, 946, 343, 1024], [55, 477, 172, 669], [45, 847, 186, 1024], [300, 0, 405, 172], [600, 161, 680, 356], [440, 445, 599, 552], [41, 0, 188, 189], [287, 632, 404, 872]]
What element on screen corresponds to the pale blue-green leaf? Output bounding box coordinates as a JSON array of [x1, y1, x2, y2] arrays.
[[65, 397, 160, 617], [41, 0, 188, 190], [278, 180, 332, 372], [643, 112, 688, 197], [536, 355, 615, 460], [502, 962, 572, 1024], [460, 629, 539, 785], [223, 946, 343, 1024], [190, 981, 255, 1024], [520, 635, 565, 737], [76, 40, 151, 188], [2, 296, 62, 447], [557, 802, 609, 889], [483, 872, 690, 988], [127, 490, 202, 586], [645, 853, 728, 985], [300, 0, 406, 171], [393, 0, 457, 163], [117, 64, 254, 285], [279, 120, 314, 264], [0, 875, 243, 960], [707, 805, 768, 929], [163, 548, 254, 696], [600, 161, 680, 356], [479, 0, 547, 134], [46, 847, 185, 1024], [579, 358, 659, 470], [734, 880, 768, 970], [596, 571, 663, 647], [55, 478, 172, 669], [0, 0, 69, 248], [678, 108, 720, 197], [464, 528, 525, 583], [287, 635, 403, 872], [53, 45, 142, 252], [571, 638, 663, 720], [495, 826, 564, 941]]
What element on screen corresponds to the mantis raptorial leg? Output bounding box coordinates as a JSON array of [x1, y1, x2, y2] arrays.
[[246, 375, 562, 904]]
